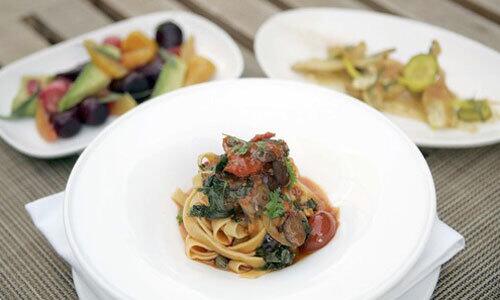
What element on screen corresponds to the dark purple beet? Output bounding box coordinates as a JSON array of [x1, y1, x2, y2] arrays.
[[109, 72, 151, 103], [155, 21, 183, 49], [55, 63, 86, 81], [77, 97, 109, 125], [50, 107, 82, 138], [136, 56, 164, 87]]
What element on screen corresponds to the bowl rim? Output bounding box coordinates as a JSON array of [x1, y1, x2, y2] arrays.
[[64, 78, 436, 300]]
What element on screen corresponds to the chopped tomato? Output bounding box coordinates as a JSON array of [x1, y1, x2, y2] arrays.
[[224, 155, 264, 177], [103, 36, 121, 48], [251, 132, 275, 142], [302, 211, 338, 253], [39, 78, 71, 113]]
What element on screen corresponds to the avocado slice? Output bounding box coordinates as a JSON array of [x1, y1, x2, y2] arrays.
[[152, 54, 187, 98], [58, 63, 111, 112], [11, 75, 51, 117], [96, 44, 121, 61]]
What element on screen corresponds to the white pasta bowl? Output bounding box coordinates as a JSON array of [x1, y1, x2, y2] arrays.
[[0, 11, 243, 158], [64, 79, 436, 299]]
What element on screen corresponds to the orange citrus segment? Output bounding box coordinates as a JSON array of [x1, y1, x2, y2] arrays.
[[84, 40, 128, 79], [35, 101, 57, 142], [109, 94, 137, 116]]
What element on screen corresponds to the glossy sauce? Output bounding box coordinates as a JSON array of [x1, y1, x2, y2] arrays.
[[296, 177, 339, 260], [299, 176, 339, 217]]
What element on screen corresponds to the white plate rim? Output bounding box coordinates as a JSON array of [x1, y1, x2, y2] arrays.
[[0, 10, 243, 159], [63, 78, 436, 300], [72, 266, 442, 300], [254, 7, 500, 149]]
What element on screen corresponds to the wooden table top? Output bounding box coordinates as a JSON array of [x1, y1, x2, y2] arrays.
[[0, 0, 498, 299]]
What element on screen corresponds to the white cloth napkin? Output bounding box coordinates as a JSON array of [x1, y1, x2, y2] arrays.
[[26, 192, 464, 300]]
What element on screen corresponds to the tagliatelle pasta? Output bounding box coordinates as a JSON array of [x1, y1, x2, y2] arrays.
[[173, 133, 339, 277]]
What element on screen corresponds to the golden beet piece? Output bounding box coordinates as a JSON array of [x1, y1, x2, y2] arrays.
[[184, 55, 215, 86], [35, 101, 57, 142]]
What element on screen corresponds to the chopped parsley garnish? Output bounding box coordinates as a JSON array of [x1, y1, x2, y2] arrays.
[[265, 190, 285, 219], [225, 135, 250, 156], [233, 142, 250, 155], [285, 158, 297, 187], [176, 212, 183, 225], [215, 255, 229, 269], [256, 141, 267, 151]]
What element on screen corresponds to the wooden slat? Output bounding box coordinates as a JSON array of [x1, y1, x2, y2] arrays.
[[279, 0, 370, 10], [99, 0, 264, 77], [94, 0, 186, 20], [454, 0, 500, 24], [363, 0, 500, 51], [0, 19, 49, 64], [0, 0, 58, 19], [180, 0, 280, 48], [239, 46, 265, 77], [35, 0, 112, 39]]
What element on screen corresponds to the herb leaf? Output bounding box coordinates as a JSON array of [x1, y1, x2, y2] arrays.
[[215, 255, 229, 269], [225, 134, 250, 156], [285, 158, 297, 187], [214, 154, 228, 173], [301, 217, 311, 236], [306, 199, 317, 211], [190, 175, 232, 219], [256, 235, 295, 270], [176, 212, 183, 225], [233, 142, 250, 155], [265, 190, 285, 219]]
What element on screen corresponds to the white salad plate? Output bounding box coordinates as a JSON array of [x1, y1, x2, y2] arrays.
[[0, 11, 243, 158], [64, 79, 436, 299], [254, 8, 500, 148]]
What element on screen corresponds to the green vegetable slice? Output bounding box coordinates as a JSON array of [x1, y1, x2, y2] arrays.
[[400, 54, 438, 92], [0, 92, 39, 120], [96, 44, 121, 61], [342, 57, 360, 78], [457, 99, 492, 122]]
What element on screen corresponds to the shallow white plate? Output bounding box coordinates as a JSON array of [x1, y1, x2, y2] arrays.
[[254, 8, 500, 148], [0, 11, 243, 158], [64, 79, 435, 300]]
